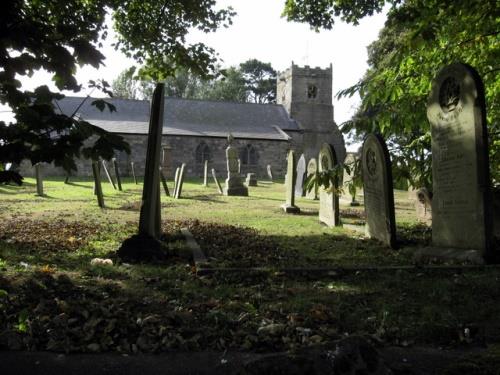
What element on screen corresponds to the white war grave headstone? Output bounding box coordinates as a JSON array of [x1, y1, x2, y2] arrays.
[[427, 63, 493, 257], [223, 134, 248, 196], [318, 143, 340, 226], [281, 149, 300, 213], [295, 154, 306, 197], [361, 133, 397, 248]]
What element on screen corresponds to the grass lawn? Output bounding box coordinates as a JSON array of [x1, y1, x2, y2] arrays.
[[0, 177, 499, 359]]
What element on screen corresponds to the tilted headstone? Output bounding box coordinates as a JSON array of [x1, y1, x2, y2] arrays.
[[267, 164, 273, 182], [101, 159, 116, 190], [318, 143, 340, 226], [138, 83, 164, 239], [174, 163, 186, 199], [130, 161, 138, 184], [295, 154, 306, 197], [361, 134, 396, 248], [173, 167, 180, 195], [415, 188, 432, 225], [245, 173, 257, 187], [112, 158, 122, 191], [212, 168, 223, 195], [159, 167, 170, 197], [306, 158, 318, 200], [281, 149, 300, 213], [223, 134, 248, 196], [203, 160, 208, 187], [427, 63, 492, 255], [91, 161, 104, 208], [34, 163, 43, 196]]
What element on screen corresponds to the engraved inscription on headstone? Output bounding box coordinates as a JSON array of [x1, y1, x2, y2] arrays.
[[427, 63, 492, 254], [318, 143, 340, 227], [361, 134, 396, 248]]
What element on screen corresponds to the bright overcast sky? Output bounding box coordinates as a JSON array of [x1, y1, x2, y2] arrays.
[[1, 1, 387, 129]]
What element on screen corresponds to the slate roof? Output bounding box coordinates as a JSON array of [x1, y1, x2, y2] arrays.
[[56, 97, 299, 141]]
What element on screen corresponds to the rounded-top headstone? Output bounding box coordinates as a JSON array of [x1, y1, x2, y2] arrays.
[[427, 63, 492, 254], [318, 143, 340, 226], [361, 133, 396, 248]]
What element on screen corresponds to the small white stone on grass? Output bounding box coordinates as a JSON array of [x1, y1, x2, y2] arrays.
[[90, 258, 113, 266]]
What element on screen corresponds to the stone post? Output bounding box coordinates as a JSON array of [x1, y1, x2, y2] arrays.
[[101, 159, 116, 190], [203, 160, 208, 187], [131, 162, 138, 184], [281, 150, 300, 213], [112, 158, 122, 191]]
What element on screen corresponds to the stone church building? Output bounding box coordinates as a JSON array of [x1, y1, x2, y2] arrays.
[[23, 63, 345, 179]]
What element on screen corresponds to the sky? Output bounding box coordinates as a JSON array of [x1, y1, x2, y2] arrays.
[[0, 0, 387, 145]]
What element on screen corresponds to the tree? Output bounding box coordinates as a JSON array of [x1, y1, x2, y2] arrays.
[[198, 67, 247, 102], [283, 0, 499, 186], [1, 0, 234, 180], [239, 59, 277, 103]]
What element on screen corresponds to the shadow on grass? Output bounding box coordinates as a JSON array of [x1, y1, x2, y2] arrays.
[[66, 182, 94, 190], [184, 195, 227, 203]]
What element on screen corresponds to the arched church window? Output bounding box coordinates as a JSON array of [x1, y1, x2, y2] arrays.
[[307, 84, 317, 99], [240, 144, 258, 165], [195, 142, 210, 164]]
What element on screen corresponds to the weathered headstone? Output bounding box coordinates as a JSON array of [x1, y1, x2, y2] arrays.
[[305, 158, 318, 200], [295, 154, 306, 197], [415, 188, 432, 225], [138, 83, 164, 239], [224, 134, 248, 196], [237, 158, 241, 175], [174, 163, 186, 199], [112, 158, 123, 191], [245, 173, 257, 187], [318, 143, 340, 226], [361, 134, 396, 248], [130, 162, 138, 184], [34, 163, 43, 196], [267, 164, 273, 182], [91, 161, 104, 208], [281, 149, 300, 213], [212, 168, 223, 195], [427, 63, 492, 255], [101, 159, 116, 190], [203, 160, 208, 187], [159, 167, 170, 197], [173, 167, 180, 195]]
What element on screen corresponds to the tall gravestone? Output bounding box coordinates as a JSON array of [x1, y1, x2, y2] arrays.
[[34, 163, 43, 196], [138, 83, 164, 239], [212, 168, 223, 195], [362, 134, 397, 248], [112, 158, 123, 191], [318, 143, 340, 227], [224, 134, 248, 196], [267, 164, 273, 182], [203, 160, 208, 187], [101, 159, 116, 190], [173, 167, 180, 195], [281, 149, 300, 213], [174, 163, 186, 199], [427, 63, 492, 255], [306, 158, 318, 200], [295, 154, 306, 197], [130, 162, 138, 184]]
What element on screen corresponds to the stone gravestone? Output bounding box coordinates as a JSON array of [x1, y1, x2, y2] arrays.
[[318, 143, 340, 227], [224, 134, 248, 196], [427, 63, 492, 255], [415, 188, 432, 225], [112, 158, 123, 191], [306, 158, 318, 200], [295, 154, 306, 197], [101, 159, 116, 190], [130, 162, 138, 184], [237, 158, 241, 175], [361, 134, 397, 248], [245, 173, 257, 187], [203, 160, 208, 187], [138, 83, 164, 239], [267, 164, 273, 182], [212, 168, 223, 195], [91, 161, 105, 208], [173, 167, 180, 196], [174, 163, 186, 199], [34, 163, 43, 196], [281, 149, 300, 213]]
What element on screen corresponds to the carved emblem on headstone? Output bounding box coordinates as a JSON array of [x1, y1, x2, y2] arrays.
[[365, 148, 377, 177], [439, 77, 460, 112]]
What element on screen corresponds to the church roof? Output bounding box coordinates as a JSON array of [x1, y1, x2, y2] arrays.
[[56, 97, 299, 141]]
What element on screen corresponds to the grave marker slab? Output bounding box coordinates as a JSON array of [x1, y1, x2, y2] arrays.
[[174, 163, 186, 199], [415, 188, 432, 225], [306, 158, 318, 200], [224, 134, 248, 196], [173, 167, 180, 196], [203, 160, 208, 187], [112, 158, 123, 191], [130, 162, 138, 184], [427, 63, 492, 254], [267, 164, 273, 182], [212, 168, 223, 195], [295, 154, 306, 197], [281, 149, 300, 213], [245, 173, 257, 187], [361, 133, 396, 248], [101, 159, 116, 190], [318, 143, 340, 226]]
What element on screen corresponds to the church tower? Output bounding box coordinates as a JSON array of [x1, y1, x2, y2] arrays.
[[277, 63, 345, 163]]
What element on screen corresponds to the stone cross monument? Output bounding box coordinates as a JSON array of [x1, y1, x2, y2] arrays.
[[223, 133, 248, 196]]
